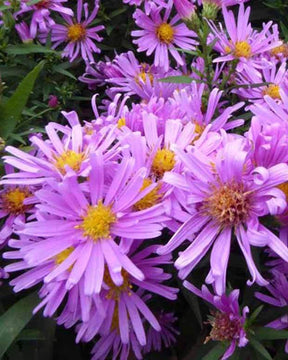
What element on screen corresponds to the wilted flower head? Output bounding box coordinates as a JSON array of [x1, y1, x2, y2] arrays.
[[184, 282, 249, 360]]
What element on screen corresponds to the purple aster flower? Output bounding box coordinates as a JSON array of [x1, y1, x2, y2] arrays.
[[143, 311, 179, 353], [236, 62, 288, 103], [123, 0, 169, 15], [173, 0, 196, 21], [102, 51, 183, 101], [170, 81, 245, 133], [0, 166, 36, 244], [15, 0, 73, 38], [158, 137, 288, 294], [131, 3, 197, 71], [75, 244, 177, 346], [15, 21, 33, 42], [49, 0, 104, 62], [209, 4, 282, 71], [5, 154, 168, 299], [184, 282, 249, 360], [255, 271, 288, 352], [1, 112, 119, 185]]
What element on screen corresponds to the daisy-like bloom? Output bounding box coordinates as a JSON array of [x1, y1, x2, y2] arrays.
[[50, 0, 104, 62], [235, 62, 288, 103], [184, 282, 249, 360], [1, 111, 119, 185], [123, 0, 169, 15], [0, 166, 36, 244], [170, 82, 244, 134], [15, 0, 73, 38], [209, 4, 282, 71], [103, 51, 183, 101], [131, 3, 198, 71], [143, 311, 179, 353], [255, 271, 288, 352], [75, 244, 177, 346], [158, 137, 288, 294], [6, 154, 168, 298]]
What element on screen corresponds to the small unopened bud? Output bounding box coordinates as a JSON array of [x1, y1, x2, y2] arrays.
[[202, 1, 219, 20], [48, 95, 59, 108], [0, 137, 5, 152]]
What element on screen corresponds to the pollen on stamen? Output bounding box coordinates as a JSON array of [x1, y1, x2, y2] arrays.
[[76, 200, 116, 241], [134, 178, 162, 211], [152, 148, 176, 178], [156, 23, 174, 44], [234, 41, 251, 58], [67, 23, 86, 42], [263, 84, 281, 100], [202, 182, 250, 226], [2, 187, 32, 215], [53, 150, 85, 175]]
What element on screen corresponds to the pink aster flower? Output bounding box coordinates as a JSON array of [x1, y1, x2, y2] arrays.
[[0, 166, 36, 244], [131, 3, 197, 71], [15, 0, 73, 38], [6, 154, 168, 299], [236, 62, 288, 103], [1, 112, 119, 185], [209, 4, 282, 71], [50, 0, 104, 62], [255, 271, 288, 352], [158, 137, 288, 295], [184, 282, 249, 360], [75, 244, 177, 346]]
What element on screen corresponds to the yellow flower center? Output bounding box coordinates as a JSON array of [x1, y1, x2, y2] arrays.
[[203, 182, 250, 226], [2, 187, 31, 215], [135, 64, 154, 87], [117, 117, 126, 128], [152, 149, 176, 178], [134, 178, 162, 211], [67, 23, 86, 42], [76, 201, 116, 241], [263, 84, 281, 100], [53, 150, 85, 175], [55, 247, 74, 266], [156, 23, 174, 44], [270, 44, 287, 56], [234, 41, 251, 58]]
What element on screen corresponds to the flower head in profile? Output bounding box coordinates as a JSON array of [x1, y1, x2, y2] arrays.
[[15, 0, 73, 38], [132, 3, 197, 71], [184, 282, 249, 360], [50, 0, 104, 62], [158, 138, 288, 294]]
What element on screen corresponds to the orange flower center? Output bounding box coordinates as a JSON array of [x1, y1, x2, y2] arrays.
[[156, 23, 174, 44], [2, 187, 31, 215], [67, 23, 86, 42]]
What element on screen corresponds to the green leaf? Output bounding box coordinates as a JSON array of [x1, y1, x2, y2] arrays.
[[0, 292, 39, 358], [202, 343, 228, 360], [247, 305, 264, 326], [254, 327, 288, 340], [6, 44, 56, 55], [249, 338, 273, 360], [0, 61, 45, 139], [53, 66, 77, 80], [159, 75, 193, 84], [16, 329, 45, 341]]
